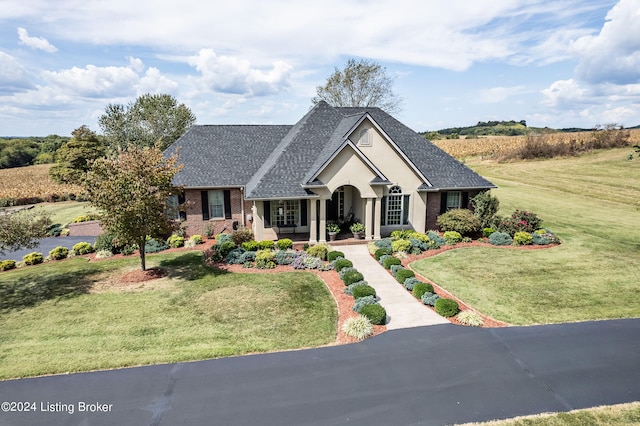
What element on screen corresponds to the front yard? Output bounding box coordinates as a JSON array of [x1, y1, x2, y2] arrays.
[[0, 251, 337, 380]]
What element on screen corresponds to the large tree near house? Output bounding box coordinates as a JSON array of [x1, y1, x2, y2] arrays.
[[84, 146, 182, 271]]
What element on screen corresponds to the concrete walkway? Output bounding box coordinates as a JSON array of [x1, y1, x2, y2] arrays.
[[339, 244, 449, 329]]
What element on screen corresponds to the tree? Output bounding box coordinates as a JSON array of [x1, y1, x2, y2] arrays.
[[99, 93, 196, 151], [49, 125, 105, 184], [84, 147, 183, 271], [472, 191, 500, 229], [0, 210, 51, 255], [312, 59, 402, 114], [0, 138, 40, 169]]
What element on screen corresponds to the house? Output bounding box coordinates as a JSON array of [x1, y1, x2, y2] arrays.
[[164, 101, 495, 243]]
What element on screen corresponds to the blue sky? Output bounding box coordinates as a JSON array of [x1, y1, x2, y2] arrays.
[[1, 0, 639, 136]]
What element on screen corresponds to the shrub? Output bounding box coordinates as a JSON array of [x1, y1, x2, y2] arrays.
[[184, 239, 197, 248], [144, 238, 168, 253], [291, 253, 324, 270], [0, 260, 17, 271], [341, 315, 374, 340], [327, 250, 345, 262], [374, 248, 392, 260], [240, 250, 257, 263], [471, 191, 500, 229], [435, 298, 459, 317], [426, 231, 446, 249], [422, 293, 440, 306], [413, 282, 434, 299], [307, 243, 329, 260], [167, 234, 185, 248], [352, 295, 377, 313], [513, 231, 533, 245], [218, 241, 237, 257], [72, 241, 95, 255], [408, 238, 428, 254], [403, 277, 421, 291], [456, 310, 484, 327], [378, 254, 392, 266], [532, 233, 550, 245], [274, 249, 297, 265], [49, 246, 69, 260], [276, 238, 293, 250], [204, 223, 216, 239], [383, 256, 401, 269], [373, 238, 392, 250], [242, 240, 260, 251], [121, 244, 137, 256], [46, 223, 63, 237], [71, 214, 98, 223], [258, 240, 275, 250], [216, 233, 233, 244], [360, 303, 387, 325], [395, 269, 415, 284], [443, 231, 462, 245], [352, 284, 376, 299], [226, 248, 246, 264], [334, 258, 353, 272], [482, 227, 496, 237], [255, 249, 275, 268], [94, 231, 126, 254], [231, 227, 254, 246], [342, 270, 365, 286], [23, 252, 44, 265], [489, 232, 513, 246], [344, 281, 369, 296], [338, 267, 358, 279], [190, 235, 204, 244], [95, 249, 113, 259], [390, 229, 412, 240], [498, 210, 543, 236], [390, 264, 404, 276], [391, 239, 411, 253], [437, 209, 480, 236]]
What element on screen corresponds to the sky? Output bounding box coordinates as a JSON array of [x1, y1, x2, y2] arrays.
[[1, 0, 639, 136]]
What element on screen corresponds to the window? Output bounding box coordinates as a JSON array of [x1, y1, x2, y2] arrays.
[[166, 195, 180, 220], [271, 200, 300, 225], [446, 191, 461, 210], [358, 128, 371, 146], [208, 190, 225, 219], [384, 186, 410, 226]]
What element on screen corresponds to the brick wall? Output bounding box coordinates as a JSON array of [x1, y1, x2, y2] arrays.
[[426, 190, 483, 231], [183, 188, 252, 237]]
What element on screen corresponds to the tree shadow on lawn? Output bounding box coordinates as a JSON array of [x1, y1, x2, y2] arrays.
[[0, 270, 96, 312], [156, 251, 229, 281]]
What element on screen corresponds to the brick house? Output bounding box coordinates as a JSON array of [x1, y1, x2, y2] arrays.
[[164, 101, 495, 243]]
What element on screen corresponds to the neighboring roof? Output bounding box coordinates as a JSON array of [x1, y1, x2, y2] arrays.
[[164, 101, 495, 196]]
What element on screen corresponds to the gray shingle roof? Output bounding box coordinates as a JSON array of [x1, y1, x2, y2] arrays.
[[164, 101, 495, 195]]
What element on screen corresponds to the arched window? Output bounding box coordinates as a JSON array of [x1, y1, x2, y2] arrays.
[[384, 186, 409, 225]]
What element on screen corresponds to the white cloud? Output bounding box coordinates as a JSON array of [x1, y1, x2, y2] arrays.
[[17, 27, 57, 53], [41, 65, 139, 98], [476, 86, 529, 103], [542, 79, 589, 107], [0, 51, 32, 93], [127, 56, 145, 73], [136, 67, 178, 95], [572, 0, 640, 84], [187, 49, 292, 96]]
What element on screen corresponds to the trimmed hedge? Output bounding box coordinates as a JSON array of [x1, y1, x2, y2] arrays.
[[49, 246, 69, 260], [23, 252, 43, 265], [435, 298, 459, 317], [334, 258, 353, 272], [276, 238, 293, 250], [342, 270, 365, 286], [360, 303, 387, 325], [383, 256, 401, 269], [0, 260, 16, 271], [327, 251, 345, 262], [489, 232, 513, 246], [395, 269, 415, 284], [412, 282, 434, 299], [352, 284, 376, 299], [403, 277, 420, 291], [421, 292, 440, 306], [374, 248, 392, 260], [353, 295, 377, 313], [72, 241, 95, 255]]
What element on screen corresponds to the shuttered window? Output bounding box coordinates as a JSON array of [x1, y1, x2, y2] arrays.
[[385, 186, 409, 226]]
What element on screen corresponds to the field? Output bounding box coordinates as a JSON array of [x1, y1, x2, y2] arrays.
[[411, 148, 640, 325], [0, 251, 337, 379], [0, 164, 83, 205], [433, 128, 640, 159]]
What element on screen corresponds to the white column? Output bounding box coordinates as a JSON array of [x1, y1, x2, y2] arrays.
[[365, 198, 373, 240], [309, 199, 317, 244], [319, 199, 327, 243], [374, 197, 382, 240], [254, 202, 264, 241]]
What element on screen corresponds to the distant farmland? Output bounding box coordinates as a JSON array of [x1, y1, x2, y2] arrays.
[[0, 164, 83, 206]]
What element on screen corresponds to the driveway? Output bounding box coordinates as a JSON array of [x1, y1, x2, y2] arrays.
[[1, 319, 639, 426], [0, 236, 96, 262]]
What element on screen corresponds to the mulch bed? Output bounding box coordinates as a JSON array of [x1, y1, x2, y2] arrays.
[[120, 267, 168, 283]]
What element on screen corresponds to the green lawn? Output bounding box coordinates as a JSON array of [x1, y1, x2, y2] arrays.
[[457, 402, 640, 426], [0, 251, 337, 380], [412, 148, 640, 325], [30, 200, 98, 225]]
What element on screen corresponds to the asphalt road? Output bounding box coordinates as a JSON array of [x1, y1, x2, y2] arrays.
[[0, 320, 639, 426], [0, 236, 96, 262]]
